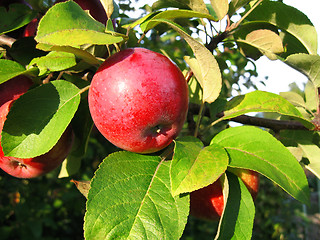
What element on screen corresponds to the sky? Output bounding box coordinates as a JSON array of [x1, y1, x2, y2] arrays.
[[128, 0, 320, 94]]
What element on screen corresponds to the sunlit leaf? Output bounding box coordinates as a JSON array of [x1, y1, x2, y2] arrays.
[[246, 0, 317, 55], [223, 90, 314, 129], [210, 0, 228, 20], [285, 53, 320, 88], [150, 19, 222, 103], [211, 126, 310, 204], [35, 1, 125, 46], [84, 151, 189, 239], [2, 80, 80, 158], [236, 29, 284, 60], [171, 137, 228, 196]]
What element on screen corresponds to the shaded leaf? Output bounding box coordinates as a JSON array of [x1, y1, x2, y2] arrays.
[[2, 80, 80, 158], [211, 126, 310, 204], [84, 151, 189, 240], [171, 137, 228, 196], [0, 4, 36, 35], [0, 60, 26, 84]]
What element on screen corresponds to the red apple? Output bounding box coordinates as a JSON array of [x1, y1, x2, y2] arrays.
[[190, 169, 260, 221], [55, 0, 108, 24], [23, 18, 38, 37], [88, 48, 189, 153], [0, 77, 74, 178]]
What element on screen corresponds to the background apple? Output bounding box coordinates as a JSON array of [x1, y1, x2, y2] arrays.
[[0, 76, 74, 178], [190, 169, 260, 221], [23, 18, 38, 37], [88, 48, 189, 153]]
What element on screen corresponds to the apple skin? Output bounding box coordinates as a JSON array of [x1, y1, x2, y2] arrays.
[[190, 169, 260, 221], [23, 18, 38, 37], [88, 48, 189, 154], [0, 77, 74, 178]]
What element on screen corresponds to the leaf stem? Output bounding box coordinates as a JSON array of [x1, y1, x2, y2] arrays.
[[194, 101, 205, 137]]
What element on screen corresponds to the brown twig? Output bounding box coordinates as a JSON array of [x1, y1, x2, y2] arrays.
[[0, 35, 16, 48]]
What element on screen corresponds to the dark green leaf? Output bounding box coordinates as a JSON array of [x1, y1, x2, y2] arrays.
[[84, 152, 189, 239], [2, 80, 80, 158], [211, 126, 310, 204], [0, 4, 37, 35]]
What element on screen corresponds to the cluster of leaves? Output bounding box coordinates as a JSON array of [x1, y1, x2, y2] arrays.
[[1, 0, 320, 239]]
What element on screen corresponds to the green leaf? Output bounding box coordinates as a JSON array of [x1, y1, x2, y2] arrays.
[[84, 151, 189, 240], [0, 4, 37, 35], [236, 29, 284, 60], [141, 9, 218, 32], [215, 172, 255, 240], [0, 60, 27, 84], [285, 54, 320, 88], [211, 126, 310, 204], [171, 137, 228, 196], [305, 81, 319, 113], [29, 51, 77, 75], [210, 0, 228, 20], [223, 90, 314, 129], [2, 80, 80, 158], [280, 130, 320, 179], [246, 0, 318, 55], [36, 44, 101, 66], [152, 19, 222, 103], [228, 0, 252, 16], [185, 0, 209, 14], [35, 1, 125, 46]]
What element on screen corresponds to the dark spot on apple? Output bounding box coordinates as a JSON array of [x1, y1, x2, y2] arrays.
[[11, 160, 27, 169]]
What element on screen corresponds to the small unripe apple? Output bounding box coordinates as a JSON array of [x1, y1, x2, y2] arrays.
[[0, 77, 74, 178], [88, 48, 189, 153], [190, 169, 260, 221]]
